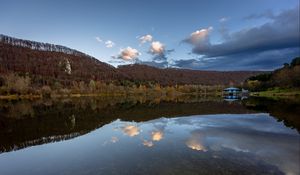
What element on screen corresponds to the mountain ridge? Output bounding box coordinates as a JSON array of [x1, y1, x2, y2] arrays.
[[0, 34, 263, 86]]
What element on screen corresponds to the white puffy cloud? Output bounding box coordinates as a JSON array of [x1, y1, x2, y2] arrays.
[[185, 26, 213, 45], [139, 34, 153, 44], [119, 47, 140, 61], [95, 37, 115, 48], [95, 36, 103, 43], [105, 40, 115, 48], [219, 17, 229, 22], [149, 41, 165, 54]]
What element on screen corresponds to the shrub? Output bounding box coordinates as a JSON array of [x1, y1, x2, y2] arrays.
[[41, 85, 52, 98]]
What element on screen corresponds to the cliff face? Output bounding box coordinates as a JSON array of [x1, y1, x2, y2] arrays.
[[0, 34, 262, 86]]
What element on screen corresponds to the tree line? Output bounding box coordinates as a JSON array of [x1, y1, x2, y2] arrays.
[[0, 72, 225, 98], [244, 57, 300, 91]]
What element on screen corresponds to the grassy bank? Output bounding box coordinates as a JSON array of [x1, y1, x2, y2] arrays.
[[0, 93, 128, 100], [0, 94, 42, 100], [0, 91, 224, 100], [0, 91, 223, 100], [250, 88, 300, 99]]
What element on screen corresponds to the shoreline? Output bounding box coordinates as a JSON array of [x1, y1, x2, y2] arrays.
[[0, 92, 222, 100], [250, 89, 300, 99], [3, 90, 299, 100], [0, 93, 127, 100]]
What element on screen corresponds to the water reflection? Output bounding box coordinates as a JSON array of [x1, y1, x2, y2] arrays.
[[110, 136, 119, 143], [0, 96, 299, 175], [185, 131, 207, 151], [0, 96, 299, 153], [0, 113, 298, 175], [223, 95, 240, 102], [143, 140, 154, 147], [122, 125, 140, 137], [0, 96, 256, 153], [151, 131, 164, 141]]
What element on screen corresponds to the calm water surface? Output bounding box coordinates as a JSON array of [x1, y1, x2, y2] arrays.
[[0, 96, 299, 175]]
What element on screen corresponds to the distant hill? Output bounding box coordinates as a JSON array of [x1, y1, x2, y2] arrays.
[[0, 34, 262, 86], [118, 64, 261, 86]]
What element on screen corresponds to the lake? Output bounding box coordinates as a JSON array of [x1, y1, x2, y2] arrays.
[[0, 96, 299, 175]]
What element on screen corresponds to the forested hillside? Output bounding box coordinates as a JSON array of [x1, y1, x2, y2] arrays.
[[0, 34, 263, 97], [118, 64, 261, 86], [0, 34, 125, 86], [245, 57, 300, 91]]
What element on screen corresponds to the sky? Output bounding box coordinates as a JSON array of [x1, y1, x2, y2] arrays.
[[0, 0, 299, 70]]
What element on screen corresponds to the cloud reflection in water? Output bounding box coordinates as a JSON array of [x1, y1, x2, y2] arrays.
[[113, 114, 299, 175], [143, 140, 154, 147], [185, 131, 207, 152], [151, 131, 164, 141], [122, 125, 140, 137], [1, 113, 299, 175]]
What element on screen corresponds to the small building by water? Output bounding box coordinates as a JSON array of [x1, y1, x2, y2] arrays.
[[223, 87, 249, 101], [223, 87, 241, 94]]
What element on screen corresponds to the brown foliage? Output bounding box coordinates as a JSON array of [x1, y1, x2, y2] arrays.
[[118, 64, 262, 86], [0, 34, 261, 89]]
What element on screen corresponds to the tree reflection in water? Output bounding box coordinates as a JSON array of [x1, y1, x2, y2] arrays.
[[0, 96, 299, 153], [0, 96, 299, 175]]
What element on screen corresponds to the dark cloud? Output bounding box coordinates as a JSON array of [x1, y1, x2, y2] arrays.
[[178, 7, 300, 70], [138, 49, 174, 68], [218, 24, 230, 40], [191, 7, 299, 58], [152, 54, 168, 62], [136, 60, 169, 68], [108, 60, 126, 64], [173, 47, 300, 70], [152, 49, 175, 62], [243, 9, 275, 20]]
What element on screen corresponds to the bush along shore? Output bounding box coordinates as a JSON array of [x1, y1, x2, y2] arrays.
[[0, 73, 226, 99]]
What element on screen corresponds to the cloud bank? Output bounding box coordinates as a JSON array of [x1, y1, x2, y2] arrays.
[[178, 7, 300, 70], [107, 7, 299, 70]]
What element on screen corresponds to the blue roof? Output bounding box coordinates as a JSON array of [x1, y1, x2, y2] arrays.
[[224, 87, 240, 90]]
